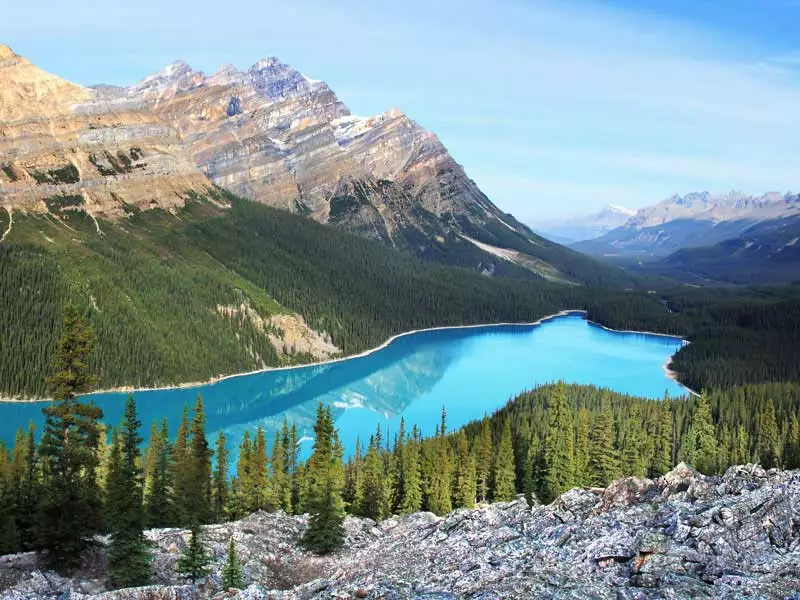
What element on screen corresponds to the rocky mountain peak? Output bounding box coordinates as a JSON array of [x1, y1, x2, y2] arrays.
[[0, 44, 15, 60]]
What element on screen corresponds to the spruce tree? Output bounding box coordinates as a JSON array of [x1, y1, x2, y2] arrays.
[[690, 394, 718, 474], [0, 445, 19, 553], [187, 395, 212, 524], [574, 408, 590, 486], [757, 399, 781, 469], [212, 431, 229, 523], [542, 383, 574, 502], [587, 394, 618, 487], [399, 431, 422, 514], [220, 537, 244, 590], [231, 430, 253, 518], [172, 405, 191, 524], [252, 427, 272, 510], [492, 420, 516, 502], [301, 404, 345, 554], [619, 404, 647, 477], [474, 418, 493, 503], [650, 396, 674, 477], [37, 304, 104, 572], [270, 430, 290, 512], [177, 525, 211, 584], [426, 427, 453, 515], [10, 423, 38, 550], [107, 395, 152, 588], [785, 414, 800, 469], [454, 430, 476, 508], [145, 419, 174, 527], [359, 430, 389, 520]]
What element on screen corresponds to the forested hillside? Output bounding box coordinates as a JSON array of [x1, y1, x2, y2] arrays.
[[3, 191, 800, 399]]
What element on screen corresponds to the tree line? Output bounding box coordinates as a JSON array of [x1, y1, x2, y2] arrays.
[[4, 304, 800, 589]]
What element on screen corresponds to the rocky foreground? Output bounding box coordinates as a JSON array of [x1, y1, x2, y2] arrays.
[[3, 463, 800, 599]]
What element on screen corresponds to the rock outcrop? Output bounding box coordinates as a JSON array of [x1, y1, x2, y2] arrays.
[[4, 464, 800, 599], [0, 45, 212, 219]]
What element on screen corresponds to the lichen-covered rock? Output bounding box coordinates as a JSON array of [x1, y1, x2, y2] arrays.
[[3, 464, 800, 599]]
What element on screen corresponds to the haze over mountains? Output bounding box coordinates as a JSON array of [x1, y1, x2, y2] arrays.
[[534, 204, 636, 243], [573, 191, 800, 257]]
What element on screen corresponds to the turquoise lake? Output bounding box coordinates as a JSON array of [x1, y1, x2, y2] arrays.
[[0, 313, 687, 460]]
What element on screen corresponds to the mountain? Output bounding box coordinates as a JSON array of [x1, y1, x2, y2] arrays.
[[0, 44, 629, 285], [5, 463, 800, 598], [574, 191, 800, 258], [534, 204, 636, 243], [653, 214, 800, 285]]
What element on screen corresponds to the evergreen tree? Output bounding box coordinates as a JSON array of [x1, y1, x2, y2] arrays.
[[757, 399, 781, 469], [0, 445, 19, 553], [212, 431, 229, 523], [10, 423, 38, 549], [37, 304, 104, 572], [359, 429, 389, 520], [107, 395, 151, 588], [587, 394, 618, 487], [574, 408, 590, 486], [619, 404, 647, 477], [474, 418, 493, 503], [399, 430, 422, 514], [650, 396, 674, 477], [302, 404, 346, 554], [145, 419, 174, 527], [252, 427, 271, 510], [690, 394, 718, 474], [220, 537, 244, 590], [231, 431, 254, 518], [177, 525, 211, 584], [542, 383, 574, 502], [426, 427, 453, 515], [454, 430, 476, 508], [270, 429, 290, 512], [492, 420, 516, 502], [172, 405, 191, 524], [785, 414, 800, 469], [186, 396, 213, 524]]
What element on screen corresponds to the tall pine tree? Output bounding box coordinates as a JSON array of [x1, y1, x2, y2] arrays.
[[107, 395, 151, 588], [37, 304, 104, 572]]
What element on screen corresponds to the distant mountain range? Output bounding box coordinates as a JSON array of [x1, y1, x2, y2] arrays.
[[566, 191, 800, 284], [573, 191, 800, 257], [533, 204, 636, 243], [0, 44, 626, 286]]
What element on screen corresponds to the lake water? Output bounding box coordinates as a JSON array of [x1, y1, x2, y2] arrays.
[[0, 313, 687, 460]]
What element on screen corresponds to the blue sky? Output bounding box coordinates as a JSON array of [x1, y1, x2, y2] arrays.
[[3, 0, 800, 221]]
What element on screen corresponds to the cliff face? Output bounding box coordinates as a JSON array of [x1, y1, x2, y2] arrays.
[[0, 45, 524, 245], [1, 44, 628, 284], [4, 464, 800, 599], [0, 45, 212, 219], [109, 57, 526, 249]]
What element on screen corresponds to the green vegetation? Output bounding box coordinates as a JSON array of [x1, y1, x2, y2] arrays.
[[29, 164, 80, 185], [3, 309, 800, 577], [89, 149, 145, 176], [177, 525, 211, 584], [2, 190, 799, 401], [221, 538, 244, 589], [106, 396, 151, 588], [36, 306, 103, 572], [44, 193, 85, 212]]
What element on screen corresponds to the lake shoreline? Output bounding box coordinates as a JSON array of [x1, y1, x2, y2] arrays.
[[0, 309, 693, 403]]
